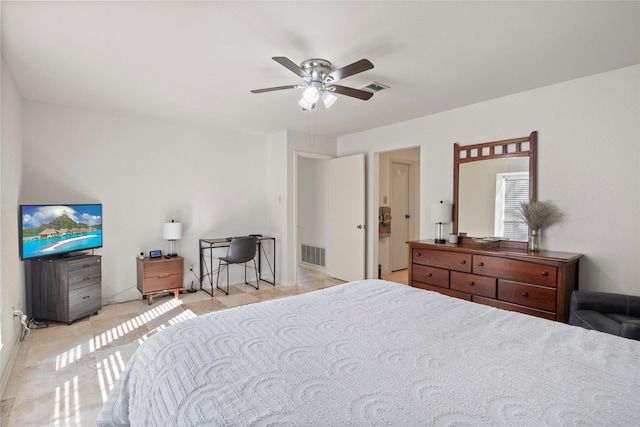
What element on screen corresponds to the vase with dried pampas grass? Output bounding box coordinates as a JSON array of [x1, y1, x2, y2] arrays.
[[517, 200, 564, 253]]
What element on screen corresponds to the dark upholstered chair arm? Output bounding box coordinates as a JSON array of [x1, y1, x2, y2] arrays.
[[627, 295, 640, 317], [620, 320, 640, 340], [570, 290, 630, 316]]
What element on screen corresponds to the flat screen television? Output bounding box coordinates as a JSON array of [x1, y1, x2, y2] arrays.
[[19, 204, 102, 260]]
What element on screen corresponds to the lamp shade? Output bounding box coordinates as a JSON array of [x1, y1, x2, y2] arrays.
[[430, 201, 452, 224], [162, 221, 182, 240]]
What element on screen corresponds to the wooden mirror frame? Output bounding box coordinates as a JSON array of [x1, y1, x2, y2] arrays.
[[453, 131, 537, 248]]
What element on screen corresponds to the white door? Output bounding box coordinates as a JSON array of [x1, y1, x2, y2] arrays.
[[391, 161, 410, 271], [328, 154, 365, 282]]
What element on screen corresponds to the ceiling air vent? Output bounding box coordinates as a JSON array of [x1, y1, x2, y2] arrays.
[[361, 81, 390, 93]]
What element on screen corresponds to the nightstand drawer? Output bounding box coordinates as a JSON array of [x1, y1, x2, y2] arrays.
[[498, 280, 556, 312], [412, 249, 471, 273], [451, 271, 496, 298], [144, 274, 182, 293], [412, 264, 449, 288], [144, 259, 182, 278]]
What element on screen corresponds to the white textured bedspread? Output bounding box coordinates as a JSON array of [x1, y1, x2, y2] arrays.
[[98, 280, 640, 426]]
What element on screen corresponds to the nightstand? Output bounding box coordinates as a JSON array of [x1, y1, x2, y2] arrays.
[[136, 256, 184, 305]]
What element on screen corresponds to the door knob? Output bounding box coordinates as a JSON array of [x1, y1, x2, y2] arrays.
[[357, 224, 365, 229], [405, 214, 411, 219]]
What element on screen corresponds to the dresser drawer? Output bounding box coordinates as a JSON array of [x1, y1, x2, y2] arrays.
[[473, 255, 557, 287], [68, 268, 101, 288], [412, 249, 471, 273], [450, 272, 496, 298], [67, 256, 101, 273], [144, 259, 183, 278], [497, 280, 556, 312], [473, 296, 556, 321], [412, 264, 449, 288], [412, 282, 471, 301], [69, 275, 101, 291], [69, 283, 101, 321]]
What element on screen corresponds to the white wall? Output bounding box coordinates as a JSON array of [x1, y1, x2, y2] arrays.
[[339, 65, 640, 296], [266, 131, 288, 283], [23, 102, 268, 303], [1, 57, 25, 395], [297, 156, 329, 266]]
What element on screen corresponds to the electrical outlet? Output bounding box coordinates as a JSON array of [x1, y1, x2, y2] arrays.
[[189, 264, 194, 271]]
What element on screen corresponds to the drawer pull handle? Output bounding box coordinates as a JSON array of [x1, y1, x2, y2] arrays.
[[477, 262, 484, 267], [82, 264, 90, 268], [460, 260, 466, 265], [416, 253, 421, 257], [426, 273, 432, 277], [82, 296, 90, 300], [468, 282, 475, 286], [522, 292, 528, 297], [541, 272, 549, 277], [158, 273, 170, 278]]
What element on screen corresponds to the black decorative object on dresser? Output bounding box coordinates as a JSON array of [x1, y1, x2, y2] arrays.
[[26, 254, 102, 324], [408, 241, 582, 322]]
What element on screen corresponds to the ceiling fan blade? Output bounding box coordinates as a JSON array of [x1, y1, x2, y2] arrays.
[[251, 85, 300, 94], [326, 59, 374, 82], [329, 84, 374, 100], [272, 57, 311, 80]]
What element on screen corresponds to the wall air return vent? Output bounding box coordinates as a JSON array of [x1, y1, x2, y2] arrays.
[[301, 244, 326, 267]]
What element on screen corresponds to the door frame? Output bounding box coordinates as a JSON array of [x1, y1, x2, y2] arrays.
[[389, 158, 416, 271]]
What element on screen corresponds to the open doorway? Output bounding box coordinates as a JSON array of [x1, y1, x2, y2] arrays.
[[294, 153, 333, 283], [294, 152, 366, 283], [377, 148, 420, 285]]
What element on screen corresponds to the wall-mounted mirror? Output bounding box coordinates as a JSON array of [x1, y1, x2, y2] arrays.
[[453, 131, 537, 242]]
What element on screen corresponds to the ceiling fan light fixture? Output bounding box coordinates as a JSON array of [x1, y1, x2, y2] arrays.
[[298, 98, 315, 110], [251, 56, 375, 109], [302, 82, 321, 104], [321, 91, 337, 109]]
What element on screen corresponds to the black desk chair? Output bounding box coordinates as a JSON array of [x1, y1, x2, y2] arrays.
[[216, 236, 259, 295]]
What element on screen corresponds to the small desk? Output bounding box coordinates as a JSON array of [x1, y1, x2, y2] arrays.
[[199, 236, 276, 296]]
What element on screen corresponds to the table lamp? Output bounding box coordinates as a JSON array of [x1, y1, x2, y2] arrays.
[[163, 219, 182, 257], [431, 201, 452, 244]]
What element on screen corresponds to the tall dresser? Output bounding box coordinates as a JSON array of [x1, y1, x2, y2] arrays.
[[408, 240, 582, 322], [26, 254, 102, 324]]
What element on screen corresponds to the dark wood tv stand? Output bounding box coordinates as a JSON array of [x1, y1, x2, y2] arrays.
[[25, 254, 102, 324]]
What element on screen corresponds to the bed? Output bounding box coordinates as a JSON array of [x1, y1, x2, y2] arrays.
[[98, 280, 640, 426]]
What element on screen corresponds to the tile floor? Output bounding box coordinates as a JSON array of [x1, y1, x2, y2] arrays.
[[1, 268, 407, 426]]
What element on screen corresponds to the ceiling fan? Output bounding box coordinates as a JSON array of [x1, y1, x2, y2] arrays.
[[251, 57, 375, 110]]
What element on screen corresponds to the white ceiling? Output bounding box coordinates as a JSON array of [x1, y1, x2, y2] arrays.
[[2, 1, 639, 138]]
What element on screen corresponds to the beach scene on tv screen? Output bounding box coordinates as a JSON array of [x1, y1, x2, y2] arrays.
[[21, 205, 102, 259]]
